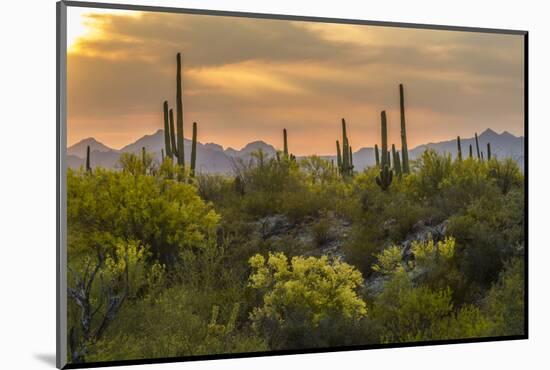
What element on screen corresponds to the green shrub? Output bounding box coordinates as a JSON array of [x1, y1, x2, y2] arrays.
[[484, 258, 525, 336], [487, 158, 523, 195], [67, 168, 220, 266], [248, 252, 367, 349]]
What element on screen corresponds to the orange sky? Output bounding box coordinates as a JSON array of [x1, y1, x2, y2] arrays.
[[67, 7, 525, 155]]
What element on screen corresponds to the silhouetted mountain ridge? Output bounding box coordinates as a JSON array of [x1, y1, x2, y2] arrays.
[[67, 128, 524, 173]]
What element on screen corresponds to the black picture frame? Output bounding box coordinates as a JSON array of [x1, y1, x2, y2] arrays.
[[56, 1, 528, 368]]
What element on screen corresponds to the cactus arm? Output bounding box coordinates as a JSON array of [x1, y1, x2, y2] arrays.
[[374, 144, 380, 167], [457, 136, 462, 161]]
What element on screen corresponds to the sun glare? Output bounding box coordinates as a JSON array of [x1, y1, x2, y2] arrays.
[[66, 7, 140, 52]]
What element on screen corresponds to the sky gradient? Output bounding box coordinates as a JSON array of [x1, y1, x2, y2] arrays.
[[67, 7, 525, 155]]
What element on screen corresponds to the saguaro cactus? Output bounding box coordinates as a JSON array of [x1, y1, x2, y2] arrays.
[[142, 147, 147, 174], [456, 136, 462, 161], [487, 142, 492, 160], [283, 129, 289, 159], [374, 144, 380, 167], [349, 146, 354, 173], [469, 144, 473, 159], [175, 52, 185, 167], [190, 122, 197, 177], [336, 140, 342, 171], [376, 111, 393, 190], [399, 84, 410, 174], [392, 144, 402, 178], [342, 118, 350, 175], [475, 132, 481, 160], [85, 145, 91, 173], [163, 101, 173, 159], [169, 109, 177, 158]]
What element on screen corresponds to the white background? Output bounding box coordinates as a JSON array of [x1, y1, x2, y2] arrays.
[[0, 0, 546, 369]]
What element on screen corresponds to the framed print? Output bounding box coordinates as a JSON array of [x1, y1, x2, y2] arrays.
[[57, 1, 528, 368]]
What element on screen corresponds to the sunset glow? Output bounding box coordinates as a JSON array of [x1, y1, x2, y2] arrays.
[[67, 8, 524, 155]]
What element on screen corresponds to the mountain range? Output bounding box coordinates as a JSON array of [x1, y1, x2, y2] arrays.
[[67, 128, 524, 173]]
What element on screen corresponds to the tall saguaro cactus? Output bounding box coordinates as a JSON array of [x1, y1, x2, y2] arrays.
[[487, 142, 492, 160], [376, 111, 393, 190], [475, 132, 481, 160], [85, 145, 91, 173], [190, 122, 197, 177], [456, 136, 462, 161], [175, 52, 185, 167], [163, 101, 173, 160], [469, 144, 473, 159], [283, 128, 289, 159], [399, 84, 410, 174]]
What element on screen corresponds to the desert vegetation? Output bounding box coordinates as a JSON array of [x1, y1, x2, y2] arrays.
[[67, 53, 525, 364]]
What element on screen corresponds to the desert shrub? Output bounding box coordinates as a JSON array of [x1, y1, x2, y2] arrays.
[[446, 189, 524, 291], [312, 212, 333, 247], [409, 237, 464, 293], [248, 252, 368, 349], [66, 239, 161, 362], [85, 286, 267, 362], [437, 158, 496, 213], [371, 271, 453, 342], [117, 151, 156, 176], [487, 158, 523, 195], [484, 258, 525, 336], [300, 155, 340, 185], [414, 149, 452, 197], [196, 173, 234, 203], [67, 168, 220, 266], [371, 271, 491, 343], [372, 238, 465, 302]]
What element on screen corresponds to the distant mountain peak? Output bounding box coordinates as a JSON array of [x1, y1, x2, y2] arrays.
[[240, 140, 276, 154], [74, 137, 103, 146], [204, 143, 224, 152], [68, 137, 115, 158], [480, 128, 498, 137]]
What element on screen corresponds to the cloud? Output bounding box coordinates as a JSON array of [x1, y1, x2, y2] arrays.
[[67, 8, 524, 154]]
